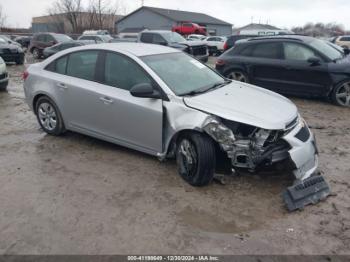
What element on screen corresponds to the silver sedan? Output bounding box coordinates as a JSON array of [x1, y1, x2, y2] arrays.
[[23, 43, 325, 210]]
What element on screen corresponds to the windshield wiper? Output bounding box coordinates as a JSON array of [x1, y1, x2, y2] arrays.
[[181, 80, 231, 97]]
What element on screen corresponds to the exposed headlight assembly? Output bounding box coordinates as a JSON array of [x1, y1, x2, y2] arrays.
[[203, 118, 235, 150]]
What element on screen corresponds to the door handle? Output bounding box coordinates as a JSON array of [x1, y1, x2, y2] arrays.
[[56, 82, 68, 89], [99, 96, 114, 104]]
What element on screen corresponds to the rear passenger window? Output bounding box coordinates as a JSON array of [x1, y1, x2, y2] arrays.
[[251, 43, 281, 59], [104, 52, 152, 91], [239, 45, 255, 56], [67, 51, 99, 81], [56, 56, 68, 74], [45, 56, 68, 74]]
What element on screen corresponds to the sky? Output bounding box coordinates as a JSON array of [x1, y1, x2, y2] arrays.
[[0, 0, 349, 29]]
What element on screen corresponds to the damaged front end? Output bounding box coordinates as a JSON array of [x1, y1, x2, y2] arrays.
[[203, 116, 331, 211]]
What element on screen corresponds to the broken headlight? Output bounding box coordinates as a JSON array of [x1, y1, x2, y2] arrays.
[[203, 119, 235, 150]]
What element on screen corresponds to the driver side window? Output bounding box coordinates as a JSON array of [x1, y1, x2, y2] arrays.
[[284, 42, 320, 61], [103, 52, 152, 91]]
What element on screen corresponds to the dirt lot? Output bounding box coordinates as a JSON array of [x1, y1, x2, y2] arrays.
[[0, 55, 349, 255]]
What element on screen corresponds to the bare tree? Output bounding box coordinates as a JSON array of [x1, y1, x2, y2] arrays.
[[0, 4, 7, 29], [292, 22, 345, 37], [48, 0, 83, 33], [86, 0, 126, 32]]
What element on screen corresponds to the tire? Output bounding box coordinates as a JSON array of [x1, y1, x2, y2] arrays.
[[225, 70, 249, 83], [331, 80, 350, 107], [35, 96, 66, 135], [16, 57, 24, 65], [0, 81, 8, 92], [32, 48, 41, 59], [176, 132, 216, 187]]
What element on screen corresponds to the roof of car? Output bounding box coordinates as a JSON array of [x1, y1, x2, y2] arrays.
[[141, 30, 175, 34], [75, 43, 181, 57], [247, 35, 314, 43]]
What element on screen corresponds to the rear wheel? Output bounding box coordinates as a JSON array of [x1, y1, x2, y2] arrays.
[[16, 57, 24, 65], [176, 133, 216, 187], [331, 80, 350, 107], [35, 96, 66, 135], [32, 48, 41, 59], [226, 70, 249, 83]]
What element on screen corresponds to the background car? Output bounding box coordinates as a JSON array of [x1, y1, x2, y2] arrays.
[[187, 34, 207, 41], [14, 36, 33, 49], [77, 34, 113, 43], [0, 56, 9, 91], [0, 35, 22, 47], [334, 35, 350, 49], [0, 38, 25, 64], [43, 41, 95, 58], [29, 33, 73, 59], [216, 35, 350, 107], [223, 34, 259, 51], [172, 22, 207, 35], [139, 30, 209, 62], [204, 36, 227, 55]]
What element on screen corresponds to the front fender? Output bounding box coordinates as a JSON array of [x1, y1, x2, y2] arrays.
[[160, 99, 212, 158]]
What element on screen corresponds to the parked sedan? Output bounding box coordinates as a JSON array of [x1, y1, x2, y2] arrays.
[[23, 43, 326, 210], [0, 38, 25, 64], [0, 57, 9, 91], [216, 35, 350, 107], [43, 41, 94, 58]]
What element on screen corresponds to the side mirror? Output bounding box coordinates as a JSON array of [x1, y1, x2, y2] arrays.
[[130, 83, 162, 99], [307, 57, 321, 66]]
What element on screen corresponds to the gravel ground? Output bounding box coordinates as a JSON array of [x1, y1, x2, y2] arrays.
[[0, 55, 349, 255]]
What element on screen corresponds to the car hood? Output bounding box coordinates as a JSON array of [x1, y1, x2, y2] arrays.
[[184, 82, 298, 130]]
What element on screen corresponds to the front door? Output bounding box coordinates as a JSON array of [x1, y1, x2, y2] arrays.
[[278, 42, 332, 96]]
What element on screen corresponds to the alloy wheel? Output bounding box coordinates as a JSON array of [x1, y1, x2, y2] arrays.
[[38, 102, 57, 131], [227, 71, 247, 82], [335, 82, 350, 107], [178, 139, 198, 178]]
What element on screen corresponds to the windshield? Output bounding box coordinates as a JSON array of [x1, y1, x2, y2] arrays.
[[142, 52, 225, 96], [309, 38, 343, 61], [55, 34, 73, 42], [161, 32, 186, 43]]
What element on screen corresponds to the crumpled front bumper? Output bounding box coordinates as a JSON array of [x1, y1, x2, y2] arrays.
[[282, 120, 318, 181]]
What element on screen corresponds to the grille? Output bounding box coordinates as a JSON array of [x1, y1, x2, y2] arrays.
[[295, 126, 310, 142], [191, 45, 207, 56]]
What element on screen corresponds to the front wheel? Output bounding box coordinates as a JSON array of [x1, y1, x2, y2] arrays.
[[226, 70, 249, 83], [331, 80, 350, 107], [35, 96, 66, 135], [176, 133, 216, 187]]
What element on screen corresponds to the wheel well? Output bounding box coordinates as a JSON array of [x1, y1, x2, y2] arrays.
[[32, 94, 47, 114], [330, 78, 350, 96]]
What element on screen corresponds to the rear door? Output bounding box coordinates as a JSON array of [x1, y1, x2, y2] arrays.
[[242, 41, 287, 92]]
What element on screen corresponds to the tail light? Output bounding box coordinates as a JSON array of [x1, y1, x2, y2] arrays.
[[22, 70, 29, 81], [223, 41, 228, 50], [216, 59, 226, 66]]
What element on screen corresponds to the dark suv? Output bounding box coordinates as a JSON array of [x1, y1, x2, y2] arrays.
[[29, 33, 72, 59], [216, 35, 350, 107]]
